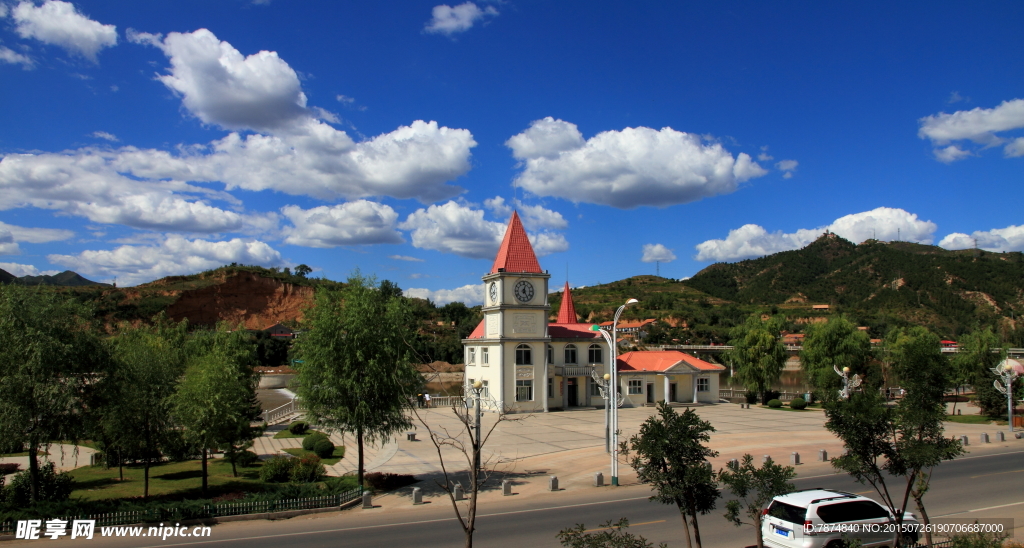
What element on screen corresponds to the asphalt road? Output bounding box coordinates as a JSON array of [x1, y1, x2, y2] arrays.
[[82, 449, 1024, 548]]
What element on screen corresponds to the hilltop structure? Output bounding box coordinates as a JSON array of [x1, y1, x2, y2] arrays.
[[463, 212, 724, 412]]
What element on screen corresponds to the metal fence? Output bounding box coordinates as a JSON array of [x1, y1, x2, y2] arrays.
[[0, 488, 362, 535], [719, 388, 808, 401]]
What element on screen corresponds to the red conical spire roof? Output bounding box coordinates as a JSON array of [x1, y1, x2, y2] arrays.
[[556, 281, 578, 324], [490, 211, 542, 274]]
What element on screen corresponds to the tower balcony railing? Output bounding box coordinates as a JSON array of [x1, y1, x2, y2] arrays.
[[555, 365, 597, 377]]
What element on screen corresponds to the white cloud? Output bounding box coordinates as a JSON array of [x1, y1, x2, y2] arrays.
[[91, 131, 118, 142], [281, 200, 403, 247], [125, 28, 162, 48], [0, 221, 73, 243], [1004, 137, 1024, 158], [399, 200, 567, 259], [933, 145, 972, 163], [0, 262, 59, 277], [424, 2, 498, 36], [0, 46, 34, 68], [48, 235, 283, 287], [12, 0, 117, 62], [641, 243, 676, 263], [405, 284, 484, 306], [919, 98, 1024, 160], [389, 255, 424, 262], [0, 151, 276, 234], [939, 225, 1024, 252], [0, 230, 18, 255], [483, 196, 566, 230], [507, 117, 768, 209], [695, 207, 937, 262]]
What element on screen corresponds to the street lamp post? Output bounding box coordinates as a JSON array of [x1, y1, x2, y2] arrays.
[[609, 298, 637, 486], [590, 326, 616, 454], [992, 361, 1019, 433], [472, 380, 483, 480]]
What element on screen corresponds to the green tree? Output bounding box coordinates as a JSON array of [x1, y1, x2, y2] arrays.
[[102, 318, 189, 497], [801, 316, 873, 399], [169, 327, 260, 495], [729, 315, 787, 404], [294, 264, 313, 278], [825, 326, 963, 548], [951, 327, 1004, 417], [622, 401, 720, 548], [0, 286, 107, 503], [719, 454, 796, 548], [557, 518, 668, 548], [295, 274, 421, 488]]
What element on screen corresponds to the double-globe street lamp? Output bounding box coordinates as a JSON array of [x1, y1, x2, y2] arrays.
[[590, 298, 637, 486], [992, 360, 1020, 433]]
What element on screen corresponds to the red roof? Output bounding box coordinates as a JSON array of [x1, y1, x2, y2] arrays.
[[490, 211, 542, 274], [467, 319, 485, 339], [556, 282, 578, 324], [549, 324, 603, 339], [617, 350, 726, 373]]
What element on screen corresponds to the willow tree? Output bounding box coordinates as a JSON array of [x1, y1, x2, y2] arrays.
[[0, 285, 107, 503], [801, 316, 873, 399], [729, 314, 787, 404], [295, 274, 421, 487]]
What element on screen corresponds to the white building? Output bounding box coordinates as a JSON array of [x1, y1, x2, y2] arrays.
[[462, 212, 724, 412]]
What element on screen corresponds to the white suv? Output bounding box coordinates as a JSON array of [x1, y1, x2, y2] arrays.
[[761, 489, 920, 548]]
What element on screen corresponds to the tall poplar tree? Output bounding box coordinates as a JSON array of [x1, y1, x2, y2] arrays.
[[295, 274, 421, 488], [729, 314, 787, 404]]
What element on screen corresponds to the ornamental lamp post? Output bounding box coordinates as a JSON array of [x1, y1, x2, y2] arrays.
[[471, 380, 483, 480], [834, 365, 861, 400], [992, 360, 1020, 433], [609, 298, 637, 486], [590, 325, 615, 453]]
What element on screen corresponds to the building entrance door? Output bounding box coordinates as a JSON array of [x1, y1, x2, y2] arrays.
[[646, 383, 655, 404], [670, 383, 677, 403], [567, 378, 578, 406]]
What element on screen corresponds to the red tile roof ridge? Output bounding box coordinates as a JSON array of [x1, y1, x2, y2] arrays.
[[555, 281, 578, 324], [490, 211, 542, 274]]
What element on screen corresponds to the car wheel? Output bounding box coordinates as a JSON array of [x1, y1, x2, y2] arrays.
[[825, 541, 847, 548], [905, 532, 919, 545]]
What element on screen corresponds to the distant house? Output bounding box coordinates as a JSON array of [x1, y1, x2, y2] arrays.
[[617, 350, 726, 405], [599, 318, 658, 340], [812, 304, 830, 310], [264, 323, 296, 339], [780, 332, 805, 345]]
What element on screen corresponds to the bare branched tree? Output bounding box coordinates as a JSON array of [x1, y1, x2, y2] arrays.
[[411, 397, 524, 548]]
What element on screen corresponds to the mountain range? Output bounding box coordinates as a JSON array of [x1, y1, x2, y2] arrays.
[[0, 269, 109, 287]]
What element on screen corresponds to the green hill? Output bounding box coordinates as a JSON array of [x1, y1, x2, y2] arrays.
[[0, 268, 14, 285], [16, 270, 110, 287]]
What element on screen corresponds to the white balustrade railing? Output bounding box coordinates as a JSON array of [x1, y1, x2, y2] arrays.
[[264, 398, 301, 424]]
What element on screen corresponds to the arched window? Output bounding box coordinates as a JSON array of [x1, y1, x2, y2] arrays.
[[516, 344, 532, 365], [564, 344, 577, 365], [588, 343, 603, 364], [547, 344, 554, 365]]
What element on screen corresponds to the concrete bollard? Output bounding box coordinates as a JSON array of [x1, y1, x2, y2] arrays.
[[412, 487, 423, 505], [818, 449, 828, 462], [502, 479, 512, 496], [594, 472, 604, 487], [549, 476, 559, 491], [981, 432, 990, 443], [960, 435, 969, 446], [362, 491, 373, 509], [762, 454, 771, 465], [454, 483, 464, 501], [728, 459, 739, 470], [1016, 432, 1023, 439], [791, 452, 800, 465], [997, 431, 1005, 442]]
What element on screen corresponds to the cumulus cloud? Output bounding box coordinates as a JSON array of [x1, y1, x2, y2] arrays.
[[0, 46, 34, 68], [424, 2, 498, 36], [91, 131, 118, 142], [0, 221, 74, 245], [483, 196, 567, 230], [1005, 137, 1024, 158], [939, 225, 1024, 252], [695, 207, 937, 262], [0, 151, 277, 234], [0, 230, 18, 255], [405, 284, 484, 306], [641, 243, 676, 263], [775, 159, 798, 178], [0, 262, 60, 277], [399, 201, 568, 259], [281, 200, 403, 247], [389, 255, 424, 262], [507, 117, 768, 209], [12, 0, 117, 62], [919, 99, 1024, 160], [48, 235, 283, 286]]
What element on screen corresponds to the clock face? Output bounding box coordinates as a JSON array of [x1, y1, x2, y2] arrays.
[[514, 280, 534, 302], [489, 282, 497, 304]]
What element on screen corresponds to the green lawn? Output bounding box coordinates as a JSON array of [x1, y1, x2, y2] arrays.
[[68, 458, 264, 502], [944, 415, 1008, 425], [282, 447, 345, 466], [761, 406, 809, 412]]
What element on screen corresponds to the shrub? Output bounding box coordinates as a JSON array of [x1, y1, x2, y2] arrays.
[[259, 456, 294, 483], [0, 463, 20, 475], [288, 421, 308, 435], [290, 455, 325, 483], [767, 399, 783, 408], [162, 431, 201, 462], [0, 440, 23, 455], [790, 397, 807, 410], [235, 450, 260, 467], [302, 432, 328, 451], [363, 472, 417, 492], [5, 462, 73, 506], [761, 390, 781, 405], [744, 391, 759, 404], [312, 439, 335, 459]]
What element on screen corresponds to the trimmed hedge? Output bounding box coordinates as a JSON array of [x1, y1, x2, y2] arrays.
[[312, 439, 335, 459], [767, 399, 783, 408], [790, 397, 807, 410], [288, 421, 308, 435], [302, 433, 328, 452]]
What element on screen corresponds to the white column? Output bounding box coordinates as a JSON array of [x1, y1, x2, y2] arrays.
[[692, 374, 698, 403], [542, 361, 549, 413], [663, 374, 670, 403]]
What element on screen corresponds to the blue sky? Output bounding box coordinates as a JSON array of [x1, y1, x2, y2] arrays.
[[1, 1, 1022, 304]]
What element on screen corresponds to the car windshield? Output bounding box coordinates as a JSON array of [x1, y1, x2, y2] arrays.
[[768, 501, 807, 524], [816, 501, 890, 523]]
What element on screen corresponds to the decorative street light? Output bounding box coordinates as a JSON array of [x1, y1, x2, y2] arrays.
[[471, 380, 483, 479], [992, 360, 1019, 433], [834, 365, 861, 400], [590, 325, 616, 453], [608, 298, 637, 486]]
